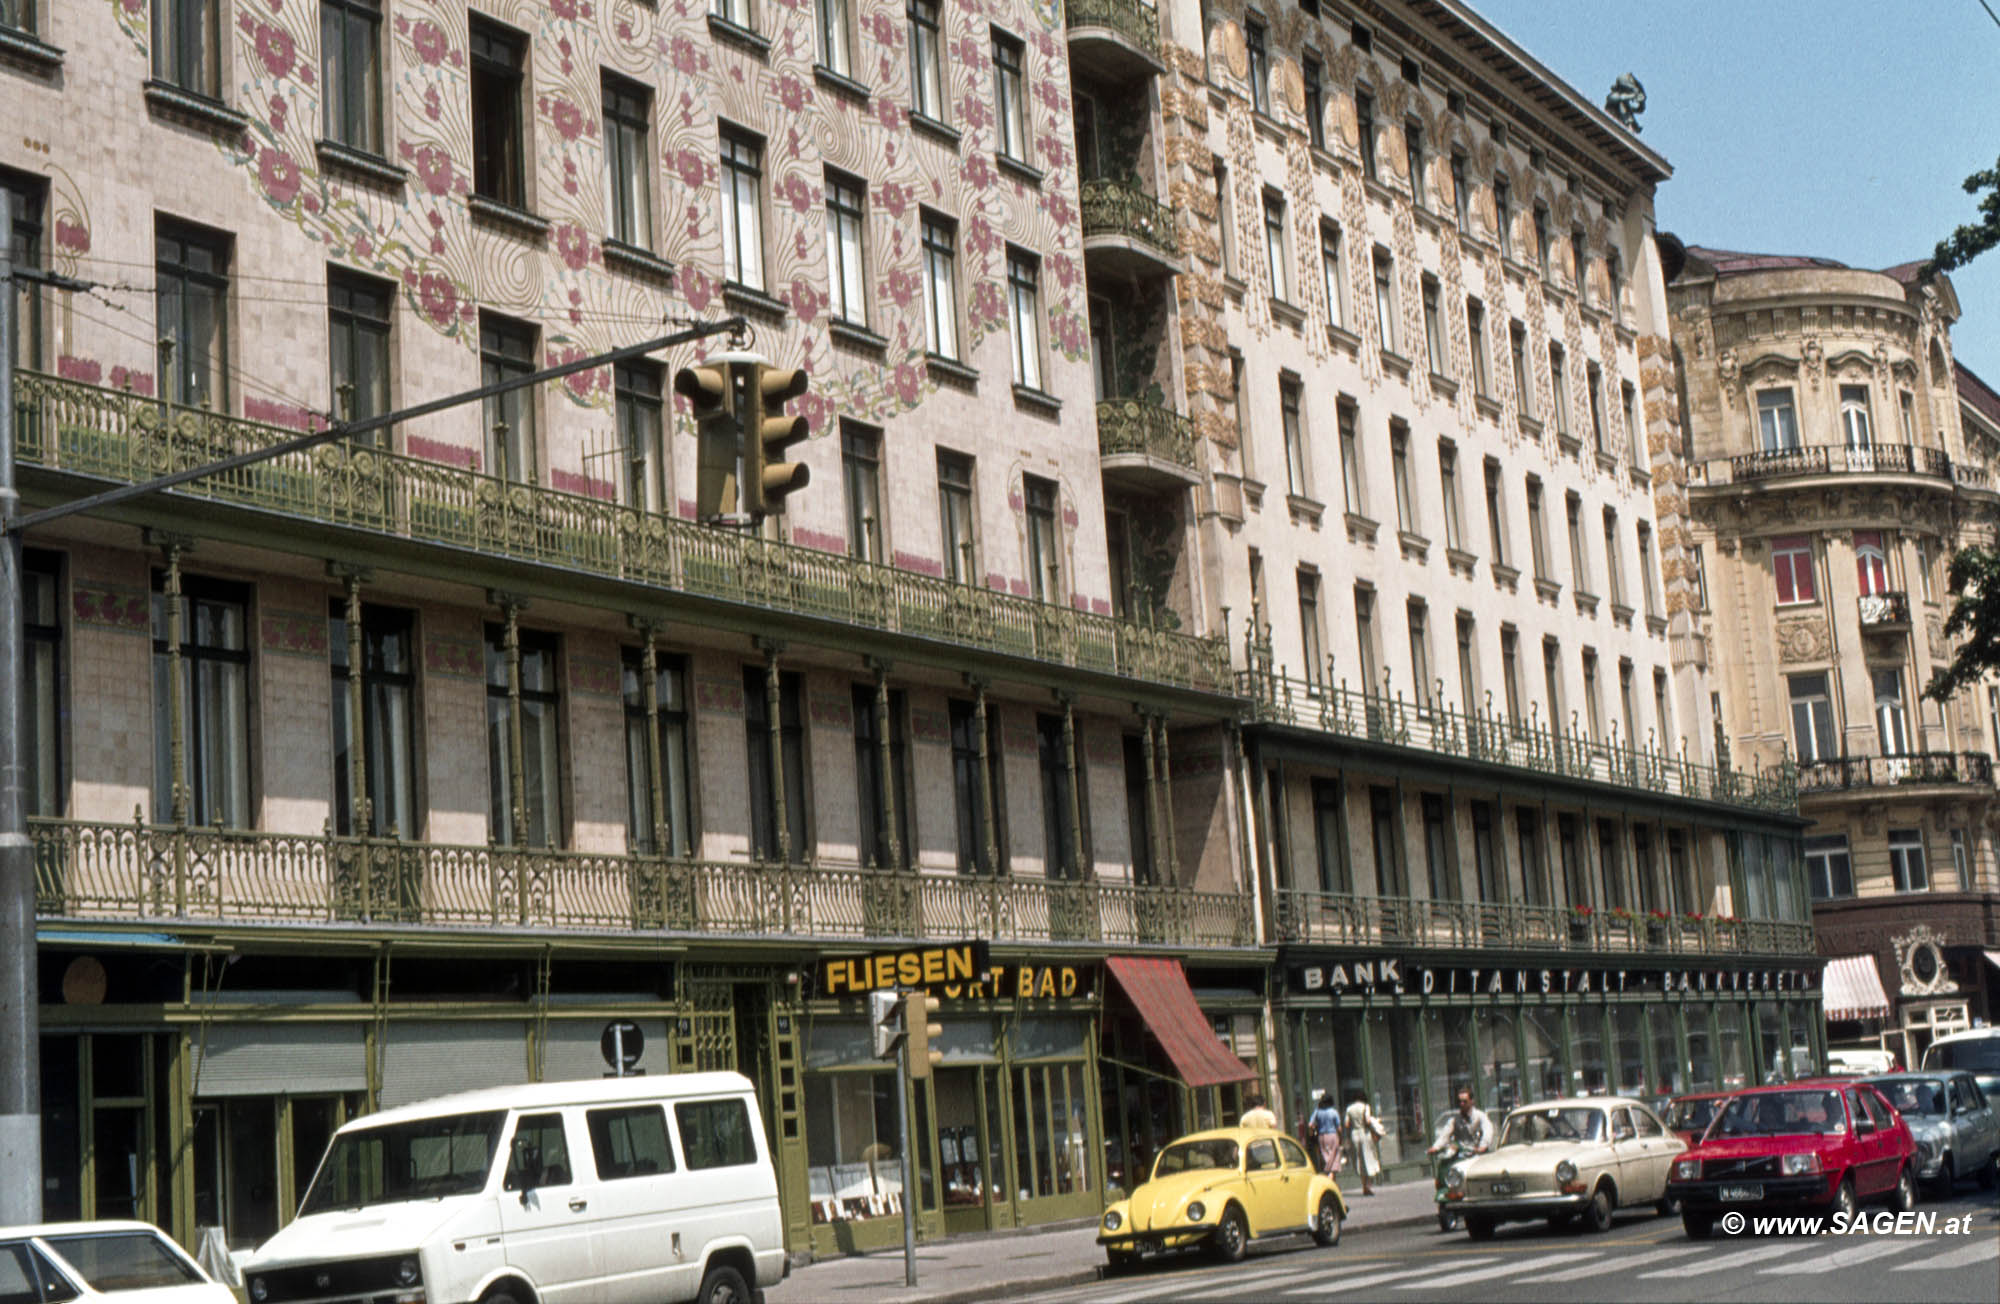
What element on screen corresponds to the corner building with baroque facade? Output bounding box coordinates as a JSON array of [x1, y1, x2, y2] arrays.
[[1, 0, 1817, 1256]]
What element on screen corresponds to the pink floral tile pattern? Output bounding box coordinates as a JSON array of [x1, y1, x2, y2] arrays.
[[72, 584, 150, 634], [260, 609, 331, 658]]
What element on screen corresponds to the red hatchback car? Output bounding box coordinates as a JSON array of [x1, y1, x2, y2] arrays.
[[1668, 1081, 1917, 1237]]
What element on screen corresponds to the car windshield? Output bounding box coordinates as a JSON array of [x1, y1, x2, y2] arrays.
[[1927, 1038, 2000, 1074], [300, 1110, 507, 1214], [1152, 1139, 1240, 1177], [1498, 1107, 1604, 1147], [41, 1231, 201, 1290], [1868, 1079, 1945, 1117], [1668, 1098, 1722, 1133], [1713, 1090, 1846, 1137]]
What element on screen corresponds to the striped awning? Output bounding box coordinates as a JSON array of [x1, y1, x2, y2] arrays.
[[1105, 956, 1255, 1089], [1822, 954, 1890, 1022]]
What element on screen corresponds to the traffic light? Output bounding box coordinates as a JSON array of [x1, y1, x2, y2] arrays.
[[869, 990, 901, 1061], [745, 363, 811, 517], [905, 994, 943, 1080], [675, 359, 743, 520]]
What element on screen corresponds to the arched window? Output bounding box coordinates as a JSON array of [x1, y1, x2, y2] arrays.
[[1854, 530, 1889, 596], [1840, 384, 1873, 449]]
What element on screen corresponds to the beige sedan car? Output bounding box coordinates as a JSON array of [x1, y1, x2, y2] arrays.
[[1444, 1097, 1687, 1239]]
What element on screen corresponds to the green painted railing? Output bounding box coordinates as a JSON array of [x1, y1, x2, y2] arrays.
[[1064, 0, 1162, 61], [14, 371, 1231, 693], [1079, 178, 1179, 258], [1240, 666, 1798, 814], [1095, 398, 1199, 472], [30, 816, 1258, 948]]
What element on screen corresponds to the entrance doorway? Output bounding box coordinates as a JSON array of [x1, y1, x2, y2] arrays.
[[933, 1066, 1004, 1236]]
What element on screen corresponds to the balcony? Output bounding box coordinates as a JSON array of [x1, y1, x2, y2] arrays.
[[1796, 751, 1995, 796], [1064, 0, 1164, 81], [30, 817, 1256, 949], [13, 370, 1231, 694], [1857, 589, 1911, 632], [1239, 668, 1797, 814], [1079, 178, 1182, 278], [1096, 397, 1201, 490], [1272, 888, 1815, 958], [1689, 442, 1955, 488]]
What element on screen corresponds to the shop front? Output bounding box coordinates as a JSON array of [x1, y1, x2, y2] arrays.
[[1275, 950, 1825, 1182]]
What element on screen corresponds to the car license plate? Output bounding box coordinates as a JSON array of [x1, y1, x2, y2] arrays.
[[1489, 1180, 1523, 1195], [1719, 1184, 1763, 1202]]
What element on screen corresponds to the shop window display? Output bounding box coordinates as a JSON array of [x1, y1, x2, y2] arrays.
[[1480, 1008, 1521, 1113], [1571, 1008, 1608, 1095], [1523, 1006, 1567, 1100], [1650, 1006, 1683, 1098], [1687, 1011, 1717, 1091], [1363, 1007, 1422, 1167], [1615, 1005, 1650, 1097], [1718, 1009, 1748, 1089], [1424, 1008, 1476, 1132]]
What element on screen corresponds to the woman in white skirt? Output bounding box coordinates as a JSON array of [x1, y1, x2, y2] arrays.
[[1344, 1094, 1384, 1195]]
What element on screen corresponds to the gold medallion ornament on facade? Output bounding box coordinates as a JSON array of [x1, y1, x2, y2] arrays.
[[1220, 21, 1247, 79]]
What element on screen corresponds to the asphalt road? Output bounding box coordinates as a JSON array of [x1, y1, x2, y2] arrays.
[[1012, 1187, 2000, 1303]]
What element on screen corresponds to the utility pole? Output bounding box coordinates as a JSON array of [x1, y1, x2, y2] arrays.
[[0, 277, 746, 1222]]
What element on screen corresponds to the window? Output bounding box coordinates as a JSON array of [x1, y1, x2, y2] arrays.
[[613, 361, 666, 511], [853, 684, 912, 869], [599, 73, 656, 249], [1601, 509, 1624, 607], [1405, 119, 1426, 206], [1916, 539, 1936, 603], [1493, 175, 1512, 256], [1548, 344, 1569, 436], [1542, 637, 1563, 725], [327, 268, 392, 436], [1598, 818, 1625, 910], [817, 0, 852, 77], [1, 0, 36, 35], [1899, 390, 1918, 443], [1517, 808, 1546, 906], [1566, 493, 1590, 593], [1571, 229, 1589, 302], [330, 602, 417, 838], [709, 0, 753, 28], [1483, 458, 1508, 564], [154, 0, 221, 98], [1509, 321, 1531, 419], [1024, 475, 1062, 602], [622, 649, 693, 857], [1280, 376, 1308, 497], [1338, 400, 1364, 515], [1621, 382, 1640, 464], [1466, 298, 1489, 395], [504, 1114, 572, 1191], [1532, 203, 1551, 275], [1756, 388, 1800, 451], [908, 0, 945, 122], [3, 170, 44, 370], [152, 574, 251, 828], [1213, 158, 1235, 278], [1423, 792, 1454, 899], [479, 313, 538, 482], [1438, 443, 1464, 549], [1772, 535, 1816, 605], [1391, 426, 1416, 533], [1353, 587, 1379, 692], [587, 1105, 675, 1179], [1369, 786, 1403, 895], [1788, 674, 1836, 764], [824, 169, 867, 326], [1298, 569, 1325, 684], [949, 698, 1000, 872], [486, 623, 562, 847], [1888, 829, 1929, 893], [745, 666, 809, 863], [1854, 530, 1890, 596], [469, 17, 527, 208], [1500, 626, 1523, 728], [1874, 668, 1909, 756], [674, 1099, 758, 1170], [937, 450, 977, 583], [1605, 248, 1622, 308], [1653, 668, 1672, 746], [920, 212, 959, 360], [1525, 479, 1550, 579], [22, 550, 62, 817], [321, 0, 385, 153], [719, 128, 765, 291], [156, 219, 230, 410], [1587, 364, 1607, 454], [1618, 659, 1636, 747], [1312, 778, 1350, 893], [1037, 713, 1088, 877], [1263, 192, 1289, 302], [1356, 89, 1377, 179], [1693, 543, 1710, 611], [1840, 384, 1873, 449], [992, 30, 1028, 163], [1007, 248, 1042, 389], [1472, 801, 1501, 900], [1803, 834, 1853, 901], [1637, 523, 1660, 618], [1951, 829, 1971, 891], [1407, 602, 1432, 712], [1230, 349, 1249, 468], [1303, 55, 1325, 149], [1451, 151, 1470, 231], [1318, 221, 1344, 332], [1421, 276, 1446, 375], [1372, 249, 1396, 353], [1581, 650, 1602, 740], [842, 422, 883, 563], [1455, 613, 1478, 716]]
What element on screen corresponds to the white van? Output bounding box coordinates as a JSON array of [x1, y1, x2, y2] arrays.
[[244, 1072, 785, 1304]]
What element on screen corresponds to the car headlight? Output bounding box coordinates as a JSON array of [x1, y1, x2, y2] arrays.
[[1781, 1153, 1822, 1176], [1672, 1158, 1700, 1181], [397, 1257, 421, 1287], [249, 1279, 268, 1304], [1103, 1211, 1122, 1232], [1186, 1201, 1207, 1223], [1555, 1160, 1578, 1184], [1447, 1164, 1466, 1190]]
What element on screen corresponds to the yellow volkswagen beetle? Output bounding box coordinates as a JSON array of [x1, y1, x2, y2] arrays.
[[1097, 1127, 1346, 1270]]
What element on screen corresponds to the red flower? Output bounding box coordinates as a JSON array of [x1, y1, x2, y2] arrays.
[[411, 145, 454, 196], [554, 223, 592, 271], [55, 217, 89, 253], [254, 22, 295, 78], [669, 35, 699, 76], [891, 362, 922, 406], [777, 73, 808, 114], [961, 151, 993, 192], [882, 266, 917, 310], [795, 390, 833, 434], [352, 234, 373, 261], [416, 272, 459, 327], [876, 180, 909, 220], [258, 147, 301, 203], [673, 148, 707, 190], [550, 97, 587, 142], [679, 266, 716, 313], [411, 19, 449, 66], [777, 172, 815, 215], [788, 277, 823, 325], [874, 96, 904, 133]]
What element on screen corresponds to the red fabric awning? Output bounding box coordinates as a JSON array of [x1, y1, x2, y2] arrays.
[[1822, 955, 1890, 1022], [1105, 955, 1255, 1089]]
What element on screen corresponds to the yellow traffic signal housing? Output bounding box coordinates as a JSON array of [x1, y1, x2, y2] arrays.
[[746, 364, 811, 518], [675, 361, 742, 520], [905, 993, 943, 1080]]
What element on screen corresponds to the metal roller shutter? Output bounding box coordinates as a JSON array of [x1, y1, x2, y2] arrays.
[[190, 1023, 370, 1097], [377, 1020, 532, 1109], [539, 1018, 671, 1083]]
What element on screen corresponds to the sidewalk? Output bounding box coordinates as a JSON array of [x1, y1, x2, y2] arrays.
[[765, 1177, 1438, 1304]]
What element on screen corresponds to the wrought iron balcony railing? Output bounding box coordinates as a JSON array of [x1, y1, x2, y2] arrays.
[[1079, 178, 1179, 259], [1239, 667, 1798, 814], [1063, 0, 1162, 61], [1095, 398, 1199, 472], [1796, 751, 1994, 794], [1857, 590, 1911, 630], [14, 371, 1231, 693], [1272, 888, 1816, 957], [30, 816, 1257, 948], [1692, 442, 1955, 487]]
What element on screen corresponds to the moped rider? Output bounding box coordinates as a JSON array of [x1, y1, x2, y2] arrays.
[[1428, 1087, 1494, 1158]]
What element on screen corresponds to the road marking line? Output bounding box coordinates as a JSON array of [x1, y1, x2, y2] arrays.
[[1891, 1236, 2000, 1272], [1536, 1245, 1704, 1280], [1640, 1241, 1815, 1277], [1763, 1236, 1924, 1273], [1392, 1250, 1602, 1288], [1279, 1263, 1438, 1295], [1089, 1259, 1342, 1303]]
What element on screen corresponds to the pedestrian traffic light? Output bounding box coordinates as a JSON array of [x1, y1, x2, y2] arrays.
[[869, 989, 902, 1061], [905, 994, 943, 1080], [675, 358, 744, 520], [745, 363, 811, 518]]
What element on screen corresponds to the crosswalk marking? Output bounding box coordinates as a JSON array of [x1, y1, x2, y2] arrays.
[[1639, 1240, 1815, 1277], [1392, 1250, 1602, 1289], [1762, 1236, 1920, 1274], [1891, 1235, 2000, 1272], [1279, 1262, 1438, 1295], [1535, 1244, 1703, 1280]]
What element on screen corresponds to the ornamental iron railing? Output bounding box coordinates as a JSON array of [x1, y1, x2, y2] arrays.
[[1694, 442, 1955, 486], [1063, 0, 1162, 60], [1095, 398, 1199, 471], [1796, 751, 1994, 794], [1079, 178, 1179, 258]]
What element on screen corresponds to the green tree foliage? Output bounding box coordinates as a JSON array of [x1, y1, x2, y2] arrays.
[[1924, 546, 2000, 703], [1923, 154, 2000, 281]]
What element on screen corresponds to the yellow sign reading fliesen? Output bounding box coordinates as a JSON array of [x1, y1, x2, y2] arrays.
[[820, 942, 989, 996]]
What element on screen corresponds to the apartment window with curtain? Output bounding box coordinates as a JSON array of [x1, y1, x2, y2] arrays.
[[1510, 321, 1531, 419], [602, 72, 654, 248], [327, 268, 391, 436], [152, 574, 251, 827], [1788, 674, 1836, 764], [1213, 158, 1235, 278], [1424, 793, 1454, 899], [937, 450, 977, 583], [1854, 530, 1890, 596], [709, 0, 754, 29], [153, 0, 221, 98], [479, 312, 538, 483], [1493, 174, 1512, 256], [1466, 297, 1489, 395], [842, 421, 884, 563], [1319, 220, 1344, 333], [1338, 399, 1364, 515], [817, 0, 853, 77], [745, 667, 809, 863], [1571, 229, 1589, 302], [908, 0, 945, 124], [1263, 192, 1289, 302], [1548, 344, 1570, 436], [1370, 787, 1403, 896], [1455, 614, 1478, 716], [321, 0, 384, 153], [330, 602, 417, 838], [853, 684, 912, 869], [1483, 458, 1508, 564], [2, 0, 37, 36], [1302, 55, 1325, 150], [22, 550, 62, 817], [1900, 390, 1918, 443], [1804, 835, 1853, 900], [920, 211, 959, 361], [1298, 569, 1324, 685], [1874, 668, 1910, 756], [1356, 88, 1377, 178], [1246, 17, 1271, 114], [1407, 601, 1432, 712], [1840, 384, 1873, 448], [1517, 809, 1547, 906], [1597, 819, 1625, 911], [1601, 509, 1625, 607], [1621, 381, 1640, 464], [3, 170, 44, 370], [486, 623, 562, 848], [1006, 247, 1042, 390], [1636, 523, 1660, 619], [1617, 659, 1637, 747], [1772, 535, 1816, 605], [1605, 248, 1622, 307], [1405, 119, 1427, 206], [1450, 151, 1470, 231], [1653, 668, 1672, 746], [614, 361, 665, 511], [157, 218, 230, 410], [1952, 830, 1971, 890], [992, 29, 1028, 163], [1391, 426, 1416, 534], [469, 17, 527, 208], [1311, 779, 1349, 893], [1372, 248, 1397, 353], [1581, 650, 1602, 740], [1500, 626, 1523, 729], [1532, 203, 1551, 275], [824, 169, 868, 326], [1422, 276, 1446, 375], [1024, 475, 1062, 603], [1541, 637, 1564, 726], [1566, 493, 1590, 594], [1888, 829, 1929, 892], [1268, 375, 1302, 498], [1525, 478, 1550, 580], [1353, 587, 1380, 692], [1587, 363, 1607, 454], [1472, 802, 1501, 900], [948, 699, 1001, 873], [1757, 388, 1800, 450], [720, 127, 766, 291], [621, 649, 693, 857], [1037, 713, 1087, 878], [1438, 442, 1464, 550]]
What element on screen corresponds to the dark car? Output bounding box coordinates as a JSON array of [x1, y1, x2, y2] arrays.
[[1663, 1091, 1733, 1149], [1667, 1081, 1917, 1238]]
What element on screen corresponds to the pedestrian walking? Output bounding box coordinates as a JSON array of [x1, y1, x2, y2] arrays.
[[1239, 1093, 1278, 1129], [1308, 1090, 1343, 1179], [1345, 1094, 1384, 1195]]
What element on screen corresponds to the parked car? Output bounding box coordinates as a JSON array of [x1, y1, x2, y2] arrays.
[[1922, 1028, 2000, 1104], [245, 1072, 785, 1304], [1444, 1097, 1685, 1240], [1669, 1081, 1917, 1238], [1862, 1071, 2000, 1193], [1097, 1127, 1346, 1269], [1663, 1091, 1733, 1149], [1826, 1048, 1899, 1077], [0, 1221, 236, 1302]]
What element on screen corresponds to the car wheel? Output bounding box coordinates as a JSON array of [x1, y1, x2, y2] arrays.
[[1979, 1151, 1999, 1190], [1582, 1184, 1615, 1233], [1890, 1164, 1917, 1213], [481, 1292, 525, 1304], [1656, 1193, 1680, 1218], [1682, 1211, 1714, 1239], [1211, 1205, 1249, 1263], [1930, 1153, 1954, 1198], [1545, 1213, 1574, 1230], [1465, 1216, 1496, 1241], [697, 1264, 751, 1304], [1312, 1194, 1343, 1247], [1831, 1176, 1859, 1223], [1437, 1207, 1461, 1233]]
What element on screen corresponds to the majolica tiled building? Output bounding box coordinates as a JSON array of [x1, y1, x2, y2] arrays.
[[4, 0, 1818, 1255]]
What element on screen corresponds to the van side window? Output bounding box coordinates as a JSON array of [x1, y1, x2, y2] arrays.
[[504, 1113, 573, 1190], [588, 1105, 676, 1179], [674, 1098, 758, 1170]]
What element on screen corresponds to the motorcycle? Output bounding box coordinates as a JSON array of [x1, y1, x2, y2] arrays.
[[1432, 1140, 1476, 1232]]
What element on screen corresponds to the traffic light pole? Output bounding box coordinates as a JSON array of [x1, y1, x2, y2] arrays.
[[898, 1029, 918, 1288]]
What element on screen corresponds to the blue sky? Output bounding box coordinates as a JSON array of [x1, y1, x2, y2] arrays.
[[1482, 0, 2000, 381]]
